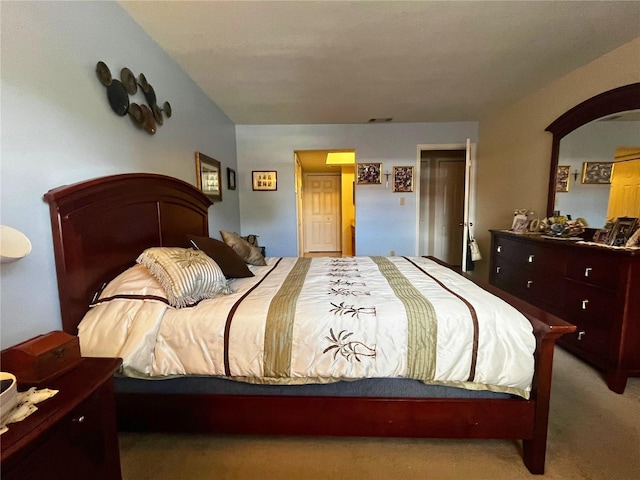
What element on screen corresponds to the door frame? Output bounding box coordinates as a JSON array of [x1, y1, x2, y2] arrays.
[[415, 142, 477, 268]]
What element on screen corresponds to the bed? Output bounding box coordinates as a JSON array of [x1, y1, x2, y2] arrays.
[[44, 173, 575, 474]]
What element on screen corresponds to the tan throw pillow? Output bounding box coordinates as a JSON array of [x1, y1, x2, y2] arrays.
[[136, 247, 231, 308], [220, 231, 267, 266], [187, 235, 254, 278]]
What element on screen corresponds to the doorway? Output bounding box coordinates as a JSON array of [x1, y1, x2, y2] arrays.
[[303, 174, 341, 253], [295, 150, 356, 257], [418, 148, 467, 267]]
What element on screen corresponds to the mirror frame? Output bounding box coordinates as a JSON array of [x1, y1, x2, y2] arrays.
[[545, 82, 640, 217]]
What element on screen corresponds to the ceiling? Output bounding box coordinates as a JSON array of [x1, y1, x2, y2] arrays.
[[120, 1, 640, 127]]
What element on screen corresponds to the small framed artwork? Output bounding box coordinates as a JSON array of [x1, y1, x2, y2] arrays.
[[196, 152, 222, 202], [393, 166, 414, 192], [582, 162, 613, 184], [227, 167, 236, 191], [252, 170, 277, 191], [356, 163, 382, 184], [592, 229, 610, 244], [608, 217, 638, 246], [556, 165, 570, 192]]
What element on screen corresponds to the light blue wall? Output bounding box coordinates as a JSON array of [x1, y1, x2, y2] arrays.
[[236, 123, 478, 257], [0, 1, 239, 348]]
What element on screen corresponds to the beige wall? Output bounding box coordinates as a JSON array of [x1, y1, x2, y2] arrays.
[[474, 37, 640, 280]]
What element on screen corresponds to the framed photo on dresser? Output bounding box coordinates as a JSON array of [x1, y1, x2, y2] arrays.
[[608, 217, 638, 246]]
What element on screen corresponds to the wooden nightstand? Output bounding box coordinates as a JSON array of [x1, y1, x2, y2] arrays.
[[1, 357, 123, 480]]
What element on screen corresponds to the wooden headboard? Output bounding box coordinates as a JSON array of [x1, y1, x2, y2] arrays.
[[44, 173, 212, 335]]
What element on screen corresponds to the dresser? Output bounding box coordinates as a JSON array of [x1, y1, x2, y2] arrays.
[[489, 230, 640, 393], [1, 357, 123, 480]]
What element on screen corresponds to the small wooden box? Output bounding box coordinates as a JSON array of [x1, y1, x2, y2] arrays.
[[1, 331, 81, 386]]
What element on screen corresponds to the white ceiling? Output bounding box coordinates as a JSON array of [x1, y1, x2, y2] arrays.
[[120, 1, 640, 127]]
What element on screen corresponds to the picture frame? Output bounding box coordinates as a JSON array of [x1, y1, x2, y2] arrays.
[[592, 229, 610, 244], [227, 167, 236, 191], [608, 217, 638, 246], [252, 170, 277, 191], [356, 163, 382, 184], [195, 152, 222, 202], [626, 226, 640, 247], [582, 162, 613, 184], [393, 166, 414, 192], [556, 165, 570, 192]]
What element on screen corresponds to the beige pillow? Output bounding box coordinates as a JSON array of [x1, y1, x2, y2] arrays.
[[220, 231, 266, 266], [136, 247, 231, 308]]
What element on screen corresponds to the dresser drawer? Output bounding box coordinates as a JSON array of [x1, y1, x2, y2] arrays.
[[493, 235, 565, 275], [565, 281, 618, 324], [566, 252, 622, 290], [561, 319, 610, 361], [560, 281, 615, 359], [493, 235, 531, 264], [491, 258, 565, 313]]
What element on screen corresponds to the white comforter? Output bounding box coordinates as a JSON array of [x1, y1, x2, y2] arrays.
[[78, 256, 536, 398]]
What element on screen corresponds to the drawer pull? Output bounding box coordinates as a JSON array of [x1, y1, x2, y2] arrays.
[[584, 267, 592, 277], [72, 415, 85, 423], [528, 254, 534, 263], [577, 331, 586, 341], [582, 299, 589, 310], [496, 266, 501, 274], [497, 245, 503, 253], [527, 280, 533, 288]]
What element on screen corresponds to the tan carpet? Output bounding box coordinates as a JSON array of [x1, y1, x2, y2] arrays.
[[119, 348, 640, 479]]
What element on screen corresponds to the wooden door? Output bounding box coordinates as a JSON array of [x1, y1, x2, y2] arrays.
[[433, 159, 465, 265], [608, 159, 640, 219], [303, 174, 341, 252]]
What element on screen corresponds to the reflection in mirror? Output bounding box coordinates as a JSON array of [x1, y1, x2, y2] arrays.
[[546, 83, 640, 227], [554, 111, 640, 227]]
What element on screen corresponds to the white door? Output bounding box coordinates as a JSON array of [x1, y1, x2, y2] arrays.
[[303, 174, 341, 252]]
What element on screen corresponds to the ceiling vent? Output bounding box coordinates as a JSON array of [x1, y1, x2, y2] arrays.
[[368, 118, 393, 123]]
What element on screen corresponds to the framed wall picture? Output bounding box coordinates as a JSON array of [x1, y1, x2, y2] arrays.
[[356, 163, 382, 184], [556, 165, 570, 192], [227, 167, 236, 191], [252, 170, 277, 191], [393, 166, 414, 192], [582, 162, 613, 184], [608, 217, 638, 246], [195, 152, 222, 201]]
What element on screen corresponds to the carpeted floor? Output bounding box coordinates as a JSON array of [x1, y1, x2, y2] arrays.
[[119, 348, 640, 479]]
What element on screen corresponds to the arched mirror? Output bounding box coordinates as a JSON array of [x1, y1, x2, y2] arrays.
[[546, 83, 640, 228]]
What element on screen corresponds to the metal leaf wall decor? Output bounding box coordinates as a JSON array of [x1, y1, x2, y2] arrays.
[[96, 61, 172, 135]]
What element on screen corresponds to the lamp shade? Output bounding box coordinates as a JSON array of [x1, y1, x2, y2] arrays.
[[0, 225, 32, 263]]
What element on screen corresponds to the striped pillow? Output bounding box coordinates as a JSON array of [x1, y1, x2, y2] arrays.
[[136, 247, 231, 308]]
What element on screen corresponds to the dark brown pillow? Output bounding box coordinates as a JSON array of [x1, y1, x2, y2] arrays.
[[187, 235, 254, 278]]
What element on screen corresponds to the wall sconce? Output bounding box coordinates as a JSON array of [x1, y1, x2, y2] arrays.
[[0, 225, 32, 263], [572, 169, 579, 181], [384, 170, 391, 188]]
